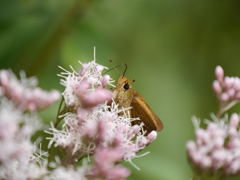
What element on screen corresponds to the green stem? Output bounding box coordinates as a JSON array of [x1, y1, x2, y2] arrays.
[[47, 96, 65, 167], [77, 153, 87, 162], [216, 100, 239, 119], [54, 96, 64, 128]]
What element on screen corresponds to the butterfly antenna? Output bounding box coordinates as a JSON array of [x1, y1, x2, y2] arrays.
[[108, 59, 120, 74], [122, 63, 127, 77], [103, 61, 128, 78]]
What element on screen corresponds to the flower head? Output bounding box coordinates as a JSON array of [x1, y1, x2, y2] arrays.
[[213, 66, 240, 116], [187, 114, 240, 177], [0, 98, 44, 179], [0, 70, 60, 111], [87, 147, 131, 180], [59, 60, 113, 108], [47, 56, 158, 177]]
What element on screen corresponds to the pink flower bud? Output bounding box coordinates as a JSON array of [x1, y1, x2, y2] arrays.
[[186, 141, 196, 153], [213, 137, 224, 149], [107, 166, 131, 179], [212, 128, 226, 139], [135, 136, 148, 148], [227, 160, 240, 175], [200, 156, 212, 170], [79, 63, 91, 76], [235, 91, 240, 100], [196, 129, 208, 146], [212, 80, 222, 95], [0, 70, 10, 88], [223, 77, 234, 90], [72, 79, 90, 99], [82, 88, 112, 107], [207, 122, 218, 134], [101, 75, 110, 88], [88, 147, 128, 179], [127, 125, 140, 140], [28, 102, 37, 111], [232, 77, 240, 91], [211, 149, 226, 165], [229, 113, 239, 129], [228, 127, 238, 139], [226, 138, 240, 149], [227, 89, 235, 99], [220, 93, 229, 102], [95, 65, 104, 75], [76, 107, 88, 124], [215, 66, 224, 82], [146, 131, 157, 144], [96, 118, 110, 142]]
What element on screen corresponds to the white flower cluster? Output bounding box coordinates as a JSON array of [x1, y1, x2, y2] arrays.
[[0, 69, 62, 179], [47, 59, 157, 179], [0, 70, 60, 111], [0, 50, 158, 180], [187, 113, 240, 176], [187, 66, 240, 179], [0, 99, 40, 179]]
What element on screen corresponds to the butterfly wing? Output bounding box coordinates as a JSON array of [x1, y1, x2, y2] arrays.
[[131, 92, 163, 135]]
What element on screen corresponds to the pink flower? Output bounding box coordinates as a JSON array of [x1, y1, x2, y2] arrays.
[[88, 147, 131, 180], [0, 48, 159, 179], [215, 66, 224, 82], [0, 99, 44, 179], [59, 61, 113, 108], [82, 87, 112, 107], [186, 114, 240, 177], [48, 58, 158, 174], [212, 66, 240, 116], [0, 70, 60, 111]]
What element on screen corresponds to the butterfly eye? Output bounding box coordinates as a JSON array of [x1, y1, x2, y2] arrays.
[[123, 83, 130, 90]]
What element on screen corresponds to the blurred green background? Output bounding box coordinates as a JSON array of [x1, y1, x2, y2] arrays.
[[1, 0, 240, 179]]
